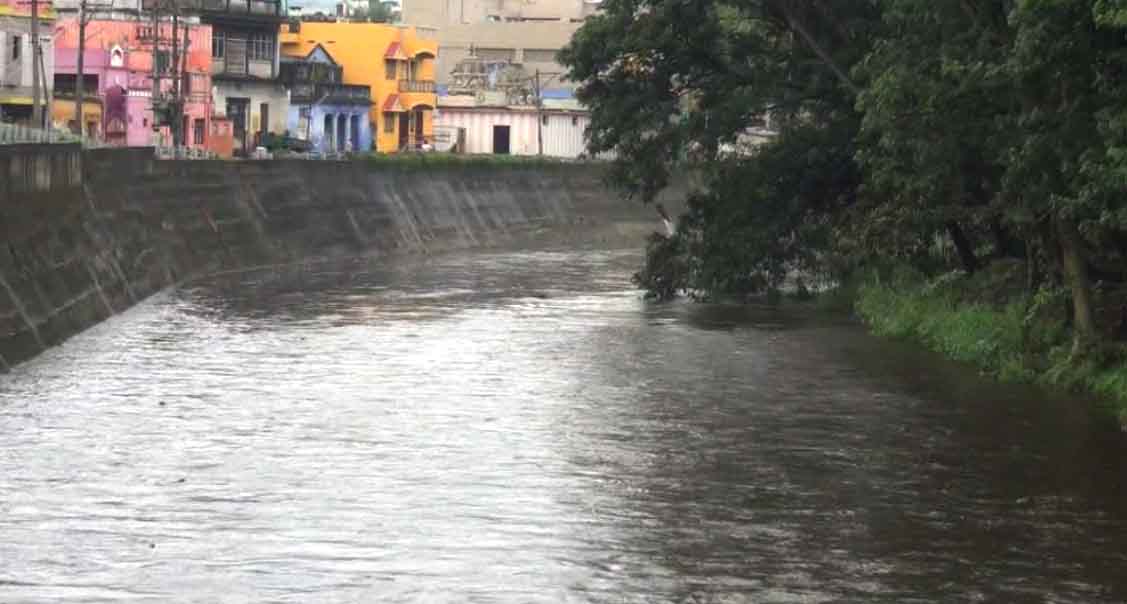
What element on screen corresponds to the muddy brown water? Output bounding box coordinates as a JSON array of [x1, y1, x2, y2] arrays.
[[1, 248, 1125, 603]]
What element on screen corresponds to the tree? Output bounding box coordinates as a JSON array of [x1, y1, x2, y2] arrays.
[[364, 0, 399, 23], [567, 0, 1127, 359], [560, 0, 878, 293], [854, 1, 1015, 274]]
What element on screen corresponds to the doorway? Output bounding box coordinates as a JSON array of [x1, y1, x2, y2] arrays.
[[398, 113, 409, 150], [492, 125, 510, 155], [226, 97, 249, 155], [323, 114, 334, 152]]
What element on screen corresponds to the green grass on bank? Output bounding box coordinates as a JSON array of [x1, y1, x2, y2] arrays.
[[849, 264, 1127, 426], [363, 152, 606, 171]]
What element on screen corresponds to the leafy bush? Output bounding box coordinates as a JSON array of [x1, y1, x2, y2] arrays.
[[856, 266, 1127, 426]]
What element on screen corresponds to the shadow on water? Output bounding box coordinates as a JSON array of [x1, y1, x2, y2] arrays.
[[562, 297, 1127, 602]]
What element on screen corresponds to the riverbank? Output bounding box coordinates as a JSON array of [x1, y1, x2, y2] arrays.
[[850, 262, 1127, 428], [0, 145, 674, 371]]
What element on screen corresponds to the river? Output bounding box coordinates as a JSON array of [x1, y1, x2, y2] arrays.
[[1, 247, 1126, 603]]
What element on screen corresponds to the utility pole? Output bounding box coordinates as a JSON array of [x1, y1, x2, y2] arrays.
[[532, 70, 561, 157], [150, 0, 160, 144], [75, 0, 90, 136], [178, 21, 189, 147], [31, 0, 41, 128], [73, 0, 113, 138], [534, 69, 542, 156], [170, 2, 180, 149]]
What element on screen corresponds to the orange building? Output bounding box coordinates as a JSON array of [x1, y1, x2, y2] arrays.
[[280, 22, 437, 153]]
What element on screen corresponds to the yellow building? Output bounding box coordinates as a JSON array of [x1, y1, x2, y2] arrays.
[[51, 99, 103, 139], [280, 22, 438, 153]]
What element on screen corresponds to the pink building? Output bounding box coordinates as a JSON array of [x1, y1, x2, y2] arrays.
[[52, 18, 213, 148]]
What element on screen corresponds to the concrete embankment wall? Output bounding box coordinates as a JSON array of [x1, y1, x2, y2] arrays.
[[0, 146, 663, 370]]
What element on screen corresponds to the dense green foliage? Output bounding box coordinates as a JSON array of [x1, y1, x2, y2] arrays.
[[857, 266, 1127, 424], [561, 0, 1127, 370]]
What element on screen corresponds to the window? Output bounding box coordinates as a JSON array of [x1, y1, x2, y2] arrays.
[[212, 33, 224, 59], [541, 114, 548, 126], [10, 35, 21, 61], [385, 59, 397, 80], [383, 113, 395, 133], [155, 50, 171, 73], [476, 47, 515, 62], [194, 118, 205, 145], [249, 33, 274, 61], [523, 49, 557, 63]]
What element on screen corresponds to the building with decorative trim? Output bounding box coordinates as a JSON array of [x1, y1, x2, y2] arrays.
[[280, 42, 371, 153], [280, 20, 437, 152]]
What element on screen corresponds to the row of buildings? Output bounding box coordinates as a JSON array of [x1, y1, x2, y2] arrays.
[[1, 0, 603, 157]]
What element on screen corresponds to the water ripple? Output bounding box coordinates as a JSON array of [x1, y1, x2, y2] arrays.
[[1, 248, 1126, 602]]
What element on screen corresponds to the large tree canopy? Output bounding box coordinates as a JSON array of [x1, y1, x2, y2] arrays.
[[562, 0, 1127, 355]]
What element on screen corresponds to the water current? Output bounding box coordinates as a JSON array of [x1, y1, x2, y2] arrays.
[[1, 247, 1126, 603]]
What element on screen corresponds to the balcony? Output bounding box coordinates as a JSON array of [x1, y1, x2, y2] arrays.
[[280, 61, 340, 87], [142, 0, 285, 21], [398, 79, 436, 94], [290, 83, 371, 105], [212, 36, 276, 79]]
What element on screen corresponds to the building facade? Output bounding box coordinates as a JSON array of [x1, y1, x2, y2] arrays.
[[52, 18, 214, 148], [280, 43, 371, 153], [435, 94, 592, 157], [0, 0, 55, 125], [198, 0, 289, 155], [280, 21, 437, 152], [401, 0, 598, 96]]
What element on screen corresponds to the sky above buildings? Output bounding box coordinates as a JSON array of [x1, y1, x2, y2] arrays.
[[293, 0, 399, 15]]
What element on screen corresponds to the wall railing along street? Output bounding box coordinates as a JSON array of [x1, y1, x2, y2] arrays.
[[0, 124, 83, 146]]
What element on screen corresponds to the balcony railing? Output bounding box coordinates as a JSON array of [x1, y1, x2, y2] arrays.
[[142, 0, 283, 17], [280, 62, 341, 87], [290, 83, 371, 104], [398, 79, 436, 94]]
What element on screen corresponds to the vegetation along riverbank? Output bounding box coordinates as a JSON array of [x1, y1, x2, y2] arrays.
[[560, 1, 1127, 423]]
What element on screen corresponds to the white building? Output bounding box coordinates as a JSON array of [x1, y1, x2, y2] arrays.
[[0, 8, 54, 125], [197, 0, 290, 155], [402, 0, 600, 93], [435, 94, 594, 157]]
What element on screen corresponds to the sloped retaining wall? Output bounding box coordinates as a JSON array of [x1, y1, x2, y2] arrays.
[[0, 148, 660, 370]]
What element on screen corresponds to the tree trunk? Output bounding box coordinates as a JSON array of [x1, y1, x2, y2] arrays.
[[1056, 217, 1098, 357], [990, 217, 1024, 259], [946, 220, 980, 274]]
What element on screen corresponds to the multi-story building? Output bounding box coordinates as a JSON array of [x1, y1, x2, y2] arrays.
[[52, 18, 214, 147], [401, 0, 599, 96], [279, 21, 437, 152], [197, 0, 288, 154], [0, 0, 55, 125], [280, 42, 371, 153]]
